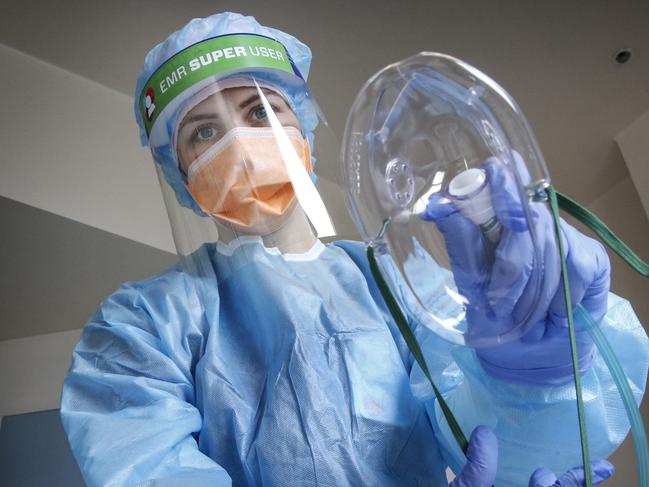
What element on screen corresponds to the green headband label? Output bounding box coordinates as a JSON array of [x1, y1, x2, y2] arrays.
[[140, 34, 296, 136]]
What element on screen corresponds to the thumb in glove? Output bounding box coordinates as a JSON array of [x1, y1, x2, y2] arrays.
[[528, 459, 614, 487], [450, 426, 498, 487]]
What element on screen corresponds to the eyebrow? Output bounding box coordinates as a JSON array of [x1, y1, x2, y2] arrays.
[[238, 89, 282, 110], [179, 89, 284, 132], [178, 113, 221, 133]]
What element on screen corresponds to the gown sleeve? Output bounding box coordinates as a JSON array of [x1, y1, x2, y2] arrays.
[[60, 264, 232, 487]]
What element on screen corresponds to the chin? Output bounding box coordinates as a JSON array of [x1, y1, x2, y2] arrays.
[[214, 202, 298, 238]]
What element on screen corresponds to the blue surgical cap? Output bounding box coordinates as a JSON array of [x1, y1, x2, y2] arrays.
[[134, 12, 318, 212]]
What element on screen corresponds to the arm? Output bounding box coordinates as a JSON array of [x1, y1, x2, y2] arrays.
[[60, 268, 231, 487], [339, 240, 646, 485], [423, 293, 647, 487], [412, 157, 649, 484]]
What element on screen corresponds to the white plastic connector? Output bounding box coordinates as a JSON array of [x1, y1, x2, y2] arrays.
[[448, 168, 501, 243]]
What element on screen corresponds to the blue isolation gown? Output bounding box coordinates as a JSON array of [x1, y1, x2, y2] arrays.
[[61, 239, 649, 487]]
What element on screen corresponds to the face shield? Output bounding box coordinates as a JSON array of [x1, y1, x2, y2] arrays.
[[139, 34, 339, 277], [341, 52, 551, 348]]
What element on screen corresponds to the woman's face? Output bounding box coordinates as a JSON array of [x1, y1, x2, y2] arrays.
[[176, 86, 302, 174]]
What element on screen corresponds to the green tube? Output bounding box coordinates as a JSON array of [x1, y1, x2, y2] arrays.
[[576, 305, 649, 486]]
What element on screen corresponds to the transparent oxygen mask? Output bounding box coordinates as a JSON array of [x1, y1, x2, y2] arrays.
[[341, 52, 551, 348]]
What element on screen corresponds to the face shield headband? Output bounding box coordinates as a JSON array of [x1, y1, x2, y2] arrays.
[[138, 33, 304, 141]]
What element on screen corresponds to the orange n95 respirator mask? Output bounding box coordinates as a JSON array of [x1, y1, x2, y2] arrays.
[[186, 126, 312, 231]]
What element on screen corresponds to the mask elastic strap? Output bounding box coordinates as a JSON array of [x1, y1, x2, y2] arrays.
[[550, 187, 649, 487], [366, 207, 576, 487], [368, 187, 648, 487], [366, 243, 486, 479], [546, 186, 593, 487], [554, 189, 649, 277], [537, 184, 648, 487]]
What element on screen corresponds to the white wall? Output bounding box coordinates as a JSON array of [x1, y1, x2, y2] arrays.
[[587, 176, 649, 324], [0, 43, 174, 253], [616, 110, 649, 221]]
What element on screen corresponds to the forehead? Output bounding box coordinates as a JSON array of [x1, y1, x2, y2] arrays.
[[182, 86, 287, 119]]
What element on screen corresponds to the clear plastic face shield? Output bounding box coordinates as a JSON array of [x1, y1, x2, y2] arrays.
[[171, 78, 334, 246], [140, 35, 338, 279], [341, 53, 551, 348]]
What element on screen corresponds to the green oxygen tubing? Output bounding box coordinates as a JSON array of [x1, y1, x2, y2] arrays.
[[342, 52, 649, 486], [554, 188, 649, 486], [553, 189, 649, 487]]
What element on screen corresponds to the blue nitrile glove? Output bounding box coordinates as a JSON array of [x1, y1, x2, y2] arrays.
[[450, 426, 498, 487], [528, 459, 615, 486], [421, 155, 611, 385]]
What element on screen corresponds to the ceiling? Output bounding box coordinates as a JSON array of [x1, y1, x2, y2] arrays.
[[0, 0, 648, 340]]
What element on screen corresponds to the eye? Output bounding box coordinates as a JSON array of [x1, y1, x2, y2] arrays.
[[194, 125, 217, 142], [251, 105, 268, 121]]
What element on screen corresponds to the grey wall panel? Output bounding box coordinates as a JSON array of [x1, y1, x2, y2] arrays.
[[0, 196, 176, 341], [0, 409, 85, 487]]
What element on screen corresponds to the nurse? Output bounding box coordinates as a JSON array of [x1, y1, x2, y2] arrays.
[[61, 11, 647, 487]]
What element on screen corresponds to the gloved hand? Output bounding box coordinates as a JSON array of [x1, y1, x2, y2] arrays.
[[528, 459, 615, 486], [449, 426, 498, 487], [421, 155, 611, 385]]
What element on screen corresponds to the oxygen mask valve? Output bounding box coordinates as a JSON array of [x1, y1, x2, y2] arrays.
[[447, 167, 502, 244]]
